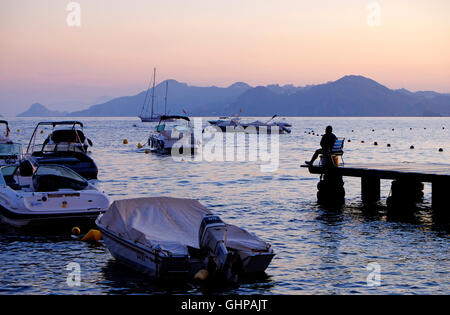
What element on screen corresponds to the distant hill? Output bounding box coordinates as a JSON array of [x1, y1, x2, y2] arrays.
[[225, 75, 450, 116], [69, 80, 252, 117], [17, 103, 68, 117], [25, 76, 450, 117]]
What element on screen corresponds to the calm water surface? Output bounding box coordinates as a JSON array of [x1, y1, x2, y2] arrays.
[[0, 117, 449, 294]]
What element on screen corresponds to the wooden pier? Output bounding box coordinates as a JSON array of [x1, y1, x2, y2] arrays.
[[301, 163, 450, 210]]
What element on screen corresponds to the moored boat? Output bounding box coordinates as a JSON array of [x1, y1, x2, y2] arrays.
[[147, 115, 199, 154], [26, 121, 98, 179], [96, 197, 274, 281], [0, 161, 109, 230], [0, 120, 21, 166]]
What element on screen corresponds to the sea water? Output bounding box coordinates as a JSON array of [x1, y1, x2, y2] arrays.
[[0, 117, 449, 294]]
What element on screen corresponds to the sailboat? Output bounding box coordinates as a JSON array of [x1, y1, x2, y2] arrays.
[[139, 68, 172, 122]]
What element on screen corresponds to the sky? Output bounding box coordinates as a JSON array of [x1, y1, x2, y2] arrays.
[[1, 0, 449, 115]]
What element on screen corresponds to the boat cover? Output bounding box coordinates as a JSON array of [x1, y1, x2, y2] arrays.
[[98, 197, 270, 256]]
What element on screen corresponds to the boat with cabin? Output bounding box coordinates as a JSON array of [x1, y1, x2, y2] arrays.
[[147, 115, 199, 154], [26, 121, 98, 179]]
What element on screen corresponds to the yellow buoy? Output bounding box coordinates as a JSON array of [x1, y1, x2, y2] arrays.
[[17, 129, 20, 133], [123, 139, 128, 144], [81, 229, 102, 243], [145, 149, 150, 154], [40, 130, 44, 134], [194, 269, 209, 281], [71, 226, 81, 236], [137, 142, 143, 149]]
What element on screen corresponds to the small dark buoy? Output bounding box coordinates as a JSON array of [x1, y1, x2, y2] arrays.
[[410, 145, 415, 149], [352, 130, 354, 132], [439, 148, 443, 152], [372, 129, 375, 132], [374, 142, 378, 146], [410, 128, 413, 130], [387, 144, 391, 147], [348, 139, 351, 143], [361, 140, 365, 143], [392, 129, 395, 131]]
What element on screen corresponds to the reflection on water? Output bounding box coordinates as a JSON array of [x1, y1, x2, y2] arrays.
[[0, 117, 449, 294]]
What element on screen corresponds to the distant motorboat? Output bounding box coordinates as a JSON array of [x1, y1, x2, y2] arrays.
[[25, 121, 98, 179], [0, 161, 109, 230], [0, 120, 21, 166], [208, 115, 292, 134], [96, 197, 274, 281], [147, 115, 200, 154]]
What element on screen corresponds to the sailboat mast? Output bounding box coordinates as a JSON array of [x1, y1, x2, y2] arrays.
[[164, 81, 168, 115], [151, 68, 156, 118]]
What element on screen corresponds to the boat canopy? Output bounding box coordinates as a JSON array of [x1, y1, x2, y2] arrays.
[[49, 129, 86, 143], [98, 197, 270, 255], [35, 121, 84, 128], [27, 121, 85, 154]]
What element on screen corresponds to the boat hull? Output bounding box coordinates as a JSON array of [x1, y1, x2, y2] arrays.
[[99, 225, 192, 279], [148, 135, 198, 155], [214, 125, 290, 134], [237, 251, 275, 274], [0, 204, 104, 231]]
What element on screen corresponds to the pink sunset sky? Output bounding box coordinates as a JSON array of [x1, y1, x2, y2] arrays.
[[1, 0, 449, 115]]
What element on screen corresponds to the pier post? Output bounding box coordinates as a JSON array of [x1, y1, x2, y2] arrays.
[[361, 175, 380, 204], [317, 170, 345, 206], [387, 179, 424, 209]]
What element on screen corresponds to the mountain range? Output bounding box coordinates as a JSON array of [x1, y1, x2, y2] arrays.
[[17, 75, 450, 117]]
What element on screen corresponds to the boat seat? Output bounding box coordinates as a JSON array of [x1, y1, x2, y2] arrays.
[[19, 160, 35, 177]]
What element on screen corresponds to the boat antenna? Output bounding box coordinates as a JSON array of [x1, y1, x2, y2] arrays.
[[151, 68, 156, 119]]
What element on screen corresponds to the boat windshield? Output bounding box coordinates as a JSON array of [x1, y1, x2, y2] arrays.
[[42, 143, 86, 153], [0, 143, 21, 157], [35, 165, 86, 183], [173, 125, 191, 133]]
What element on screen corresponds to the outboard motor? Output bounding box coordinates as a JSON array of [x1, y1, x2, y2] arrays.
[[198, 214, 231, 275]]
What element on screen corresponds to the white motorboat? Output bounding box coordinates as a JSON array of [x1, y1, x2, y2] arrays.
[[240, 115, 292, 134], [96, 197, 274, 281], [147, 115, 200, 154], [0, 160, 109, 230], [208, 116, 241, 130], [0, 120, 21, 166], [208, 115, 291, 134]]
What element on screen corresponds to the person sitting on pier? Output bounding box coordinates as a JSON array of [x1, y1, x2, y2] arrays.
[[305, 125, 337, 166]]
